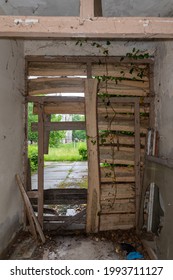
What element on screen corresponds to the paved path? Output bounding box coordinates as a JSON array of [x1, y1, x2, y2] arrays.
[[32, 161, 88, 190]]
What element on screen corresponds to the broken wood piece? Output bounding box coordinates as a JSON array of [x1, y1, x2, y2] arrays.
[[15, 174, 45, 243], [58, 209, 86, 230]]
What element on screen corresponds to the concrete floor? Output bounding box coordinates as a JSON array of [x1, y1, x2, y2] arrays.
[[32, 161, 88, 189]]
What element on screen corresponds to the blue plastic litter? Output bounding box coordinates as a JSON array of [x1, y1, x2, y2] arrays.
[[126, 251, 144, 260]]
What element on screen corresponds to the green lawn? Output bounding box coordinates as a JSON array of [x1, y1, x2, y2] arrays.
[[44, 142, 86, 161]]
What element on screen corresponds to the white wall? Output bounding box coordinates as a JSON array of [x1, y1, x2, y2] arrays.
[[154, 41, 173, 158], [0, 40, 25, 256], [25, 40, 156, 57]]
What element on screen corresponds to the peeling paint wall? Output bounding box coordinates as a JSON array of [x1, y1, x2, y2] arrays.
[[24, 40, 157, 57], [154, 41, 173, 158], [0, 39, 25, 257]]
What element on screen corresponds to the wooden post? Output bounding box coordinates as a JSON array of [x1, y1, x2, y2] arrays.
[[80, 0, 102, 18], [134, 99, 141, 230], [43, 114, 51, 154], [38, 103, 44, 228], [85, 79, 100, 233]]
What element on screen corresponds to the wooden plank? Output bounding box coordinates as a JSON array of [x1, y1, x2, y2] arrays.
[[101, 183, 135, 199], [99, 213, 135, 231], [57, 209, 86, 230], [26, 56, 153, 65], [26, 158, 32, 191], [33, 100, 85, 115], [44, 114, 50, 154], [98, 119, 148, 134], [100, 166, 135, 183], [28, 77, 85, 95], [28, 96, 84, 103], [43, 188, 87, 205], [80, 0, 102, 18], [43, 222, 85, 231], [32, 121, 86, 132], [99, 80, 149, 90], [134, 100, 141, 230], [15, 174, 45, 243], [28, 62, 87, 76], [99, 133, 146, 146], [2, 16, 173, 39], [98, 88, 149, 97], [85, 79, 100, 233], [99, 145, 144, 156], [98, 104, 149, 114], [101, 199, 135, 214], [99, 150, 135, 165], [27, 190, 38, 199], [92, 64, 149, 81], [37, 103, 44, 228]]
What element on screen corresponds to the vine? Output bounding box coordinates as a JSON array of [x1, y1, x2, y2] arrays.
[[78, 40, 150, 209]]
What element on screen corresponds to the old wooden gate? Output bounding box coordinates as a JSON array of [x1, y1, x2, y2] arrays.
[[25, 56, 154, 232]]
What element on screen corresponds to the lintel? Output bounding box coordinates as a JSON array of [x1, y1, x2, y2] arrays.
[[0, 16, 173, 39]]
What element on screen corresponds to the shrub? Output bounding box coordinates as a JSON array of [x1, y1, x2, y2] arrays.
[[78, 142, 88, 160], [28, 145, 38, 172]]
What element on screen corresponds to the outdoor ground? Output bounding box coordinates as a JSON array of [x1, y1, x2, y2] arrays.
[[32, 161, 88, 190]]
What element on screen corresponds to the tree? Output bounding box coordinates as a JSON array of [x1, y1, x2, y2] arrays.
[[28, 103, 65, 147], [72, 114, 86, 141], [49, 114, 65, 147]]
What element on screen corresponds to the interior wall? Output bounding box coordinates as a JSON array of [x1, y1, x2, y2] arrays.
[[142, 160, 173, 259], [24, 40, 156, 57], [140, 40, 173, 259], [154, 41, 173, 158], [0, 39, 25, 257]]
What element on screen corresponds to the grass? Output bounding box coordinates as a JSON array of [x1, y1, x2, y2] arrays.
[[44, 142, 86, 162]]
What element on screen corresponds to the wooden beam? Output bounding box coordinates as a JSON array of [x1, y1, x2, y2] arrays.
[[134, 99, 141, 230], [34, 102, 85, 115], [37, 103, 44, 228], [26, 56, 153, 65], [80, 0, 102, 18], [43, 114, 50, 154], [28, 77, 84, 95], [27, 96, 84, 103], [85, 79, 100, 233], [32, 121, 86, 131], [15, 174, 45, 243], [1, 16, 173, 39]]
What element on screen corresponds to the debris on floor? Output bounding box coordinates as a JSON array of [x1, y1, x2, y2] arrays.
[[3, 229, 151, 260]]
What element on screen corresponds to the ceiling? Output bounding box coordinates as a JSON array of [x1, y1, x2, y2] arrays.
[[0, 0, 173, 17]]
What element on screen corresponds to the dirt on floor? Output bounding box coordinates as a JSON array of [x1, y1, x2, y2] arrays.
[[3, 229, 151, 260]]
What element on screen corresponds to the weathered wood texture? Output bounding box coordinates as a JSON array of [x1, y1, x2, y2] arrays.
[[25, 59, 153, 232], [100, 213, 135, 231], [33, 97, 85, 115], [32, 121, 86, 132], [96, 63, 151, 231], [28, 77, 85, 95], [1, 16, 173, 39], [28, 62, 87, 76], [37, 103, 44, 228], [15, 174, 45, 243], [29, 189, 87, 205], [80, 0, 102, 18], [85, 79, 100, 233]]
